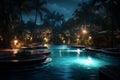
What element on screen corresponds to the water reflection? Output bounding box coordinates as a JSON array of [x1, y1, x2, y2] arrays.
[[0, 45, 116, 80], [59, 50, 62, 57], [77, 49, 80, 54], [77, 49, 80, 60]]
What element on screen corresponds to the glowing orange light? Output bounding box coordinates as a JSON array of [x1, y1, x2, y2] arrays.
[[63, 40, 65, 43], [77, 35, 80, 38], [82, 29, 87, 34], [77, 38, 79, 41], [13, 49, 19, 55], [14, 40, 18, 45], [44, 44, 48, 47], [89, 36, 92, 40], [44, 37, 48, 42]]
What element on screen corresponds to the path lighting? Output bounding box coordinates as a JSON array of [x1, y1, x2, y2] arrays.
[[14, 39, 18, 45], [82, 29, 87, 34], [76, 38, 80, 44], [12, 39, 22, 49], [44, 44, 48, 47], [30, 37, 32, 41], [44, 37, 48, 42], [63, 40, 65, 44], [77, 38, 79, 41], [13, 49, 19, 55], [77, 35, 80, 38], [88, 36, 92, 40]]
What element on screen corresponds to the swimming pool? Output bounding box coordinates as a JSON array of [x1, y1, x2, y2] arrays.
[[1, 45, 120, 80]]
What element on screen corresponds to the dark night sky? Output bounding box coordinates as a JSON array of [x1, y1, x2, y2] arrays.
[[46, 0, 80, 19], [23, 0, 88, 24]]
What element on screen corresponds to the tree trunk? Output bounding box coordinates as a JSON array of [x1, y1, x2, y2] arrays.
[[35, 8, 37, 24], [20, 9, 22, 22], [110, 1, 115, 48], [111, 15, 114, 48], [0, 13, 13, 48]]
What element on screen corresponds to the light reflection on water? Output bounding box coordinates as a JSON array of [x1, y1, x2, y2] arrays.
[[50, 47, 109, 69], [0, 45, 120, 80]]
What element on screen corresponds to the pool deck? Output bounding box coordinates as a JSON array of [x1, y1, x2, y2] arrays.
[[0, 48, 51, 69], [70, 45, 85, 48], [85, 48, 120, 56], [86, 48, 120, 79], [99, 65, 120, 80]]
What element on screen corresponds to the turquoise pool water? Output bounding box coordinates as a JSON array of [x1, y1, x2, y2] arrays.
[[1, 45, 120, 80]]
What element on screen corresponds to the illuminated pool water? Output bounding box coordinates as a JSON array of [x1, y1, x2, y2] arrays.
[[1, 45, 120, 80]]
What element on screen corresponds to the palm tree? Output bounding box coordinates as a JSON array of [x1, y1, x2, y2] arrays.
[[42, 11, 65, 28], [16, 0, 31, 22], [0, 0, 32, 48], [92, 0, 120, 27], [42, 11, 65, 44], [92, 0, 120, 47], [32, 0, 49, 24], [0, 0, 18, 48]]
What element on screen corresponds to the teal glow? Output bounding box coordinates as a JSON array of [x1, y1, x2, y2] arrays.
[[74, 56, 108, 68], [59, 48, 84, 53], [76, 57, 94, 66], [2, 45, 120, 80], [49, 45, 110, 69], [78, 56, 93, 66]]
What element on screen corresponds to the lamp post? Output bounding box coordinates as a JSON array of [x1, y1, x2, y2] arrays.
[[81, 28, 88, 46]]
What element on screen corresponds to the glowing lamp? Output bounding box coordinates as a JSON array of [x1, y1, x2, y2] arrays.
[[44, 37, 48, 42], [12, 39, 22, 49], [82, 29, 87, 34], [89, 36, 92, 40], [13, 49, 19, 55], [77, 38, 79, 41], [44, 44, 48, 47], [14, 40, 18, 45], [63, 40, 65, 44]]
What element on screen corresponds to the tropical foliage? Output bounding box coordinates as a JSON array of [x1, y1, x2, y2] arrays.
[[92, 0, 120, 47], [0, 0, 119, 48], [0, 0, 48, 48]]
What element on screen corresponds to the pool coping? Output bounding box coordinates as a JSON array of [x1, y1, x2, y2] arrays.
[[85, 48, 120, 57]]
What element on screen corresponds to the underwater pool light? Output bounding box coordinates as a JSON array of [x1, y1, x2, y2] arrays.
[[74, 56, 108, 68], [77, 49, 80, 54], [77, 56, 93, 66]]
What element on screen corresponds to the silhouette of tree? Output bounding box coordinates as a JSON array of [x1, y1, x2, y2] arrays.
[[43, 11, 65, 28], [42, 11, 65, 44], [92, 0, 120, 28], [92, 0, 120, 47], [0, 0, 21, 48], [32, 0, 49, 24], [0, 0, 44, 48], [16, 0, 31, 22]]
